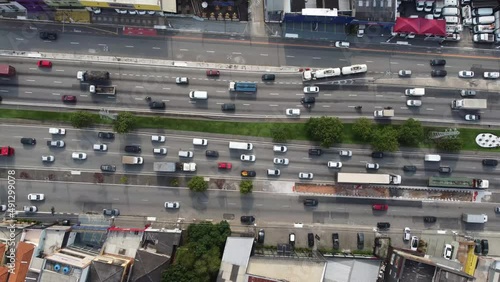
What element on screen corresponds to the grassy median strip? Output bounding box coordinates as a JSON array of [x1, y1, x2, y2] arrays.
[[1, 109, 499, 152]]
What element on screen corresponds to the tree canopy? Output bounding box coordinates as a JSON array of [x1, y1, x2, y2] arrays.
[[187, 176, 208, 192], [306, 117, 344, 147], [112, 112, 137, 134], [398, 118, 424, 146], [371, 127, 399, 152]]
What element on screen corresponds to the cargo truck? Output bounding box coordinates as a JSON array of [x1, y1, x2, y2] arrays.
[[229, 82, 257, 92], [451, 99, 487, 109], [77, 71, 110, 82], [0, 146, 15, 156], [153, 162, 196, 172], [428, 177, 489, 189], [0, 64, 16, 77], [462, 213, 488, 223], [89, 85, 116, 95], [374, 109, 394, 118], [228, 141, 253, 150], [122, 156, 144, 165], [337, 173, 402, 185]]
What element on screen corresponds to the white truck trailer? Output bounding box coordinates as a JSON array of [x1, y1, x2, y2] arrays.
[[153, 162, 196, 172], [337, 173, 402, 185], [228, 141, 253, 150], [451, 99, 487, 109], [122, 156, 144, 165], [462, 213, 488, 223]]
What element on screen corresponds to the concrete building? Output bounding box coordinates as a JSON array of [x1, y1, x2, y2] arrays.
[[39, 248, 94, 282]]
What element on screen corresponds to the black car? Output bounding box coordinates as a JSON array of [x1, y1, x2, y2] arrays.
[[61, 219, 71, 226], [424, 216, 437, 223], [301, 97, 316, 104], [308, 233, 314, 247], [98, 132, 115, 139], [240, 215, 255, 224], [100, 164, 116, 172], [103, 208, 120, 216], [372, 151, 384, 158], [20, 137, 36, 145], [221, 103, 236, 111], [303, 199, 318, 206], [149, 101, 166, 109], [438, 166, 452, 173], [481, 239, 489, 255], [257, 229, 265, 243], [308, 148, 323, 156], [241, 170, 257, 177], [332, 233, 340, 249], [377, 222, 391, 230], [474, 239, 482, 255], [431, 70, 447, 77], [205, 150, 219, 157], [482, 159, 498, 166], [39, 31, 57, 40], [262, 74, 276, 81], [124, 145, 141, 153], [430, 59, 446, 66], [403, 165, 417, 172]]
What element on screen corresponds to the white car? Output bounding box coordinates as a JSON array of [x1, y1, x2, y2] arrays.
[[93, 8, 101, 14], [138, 10, 146, 15], [23, 206, 37, 213], [366, 163, 379, 170], [164, 201, 180, 209], [273, 158, 289, 165], [406, 100, 422, 107], [339, 150, 352, 157], [115, 9, 127, 14], [72, 152, 87, 160], [49, 128, 65, 135], [267, 169, 280, 176], [128, 10, 138, 15], [175, 77, 189, 84], [0, 205, 6, 212], [286, 108, 301, 116], [335, 41, 349, 48], [465, 114, 480, 121], [41, 155, 55, 162], [403, 227, 411, 241], [483, 72, 499, 79], [398, 70, 412, 77], [147, 10, 157, 15], [152, 135, 166, 142], [240, 154, 256, 162], [298, 172, 313, 179], [327, 161, 342, 168], [93, 144, 108, 151], [47, 140, 65, 147], [458, 70, 474, 78], [153, 148, 167, 154], [443, 244, 453, 260], [410, 236, 418, 251], [273, 145, 287, 153], [28, 193, 45, 201], [303, 86, 320, 94]]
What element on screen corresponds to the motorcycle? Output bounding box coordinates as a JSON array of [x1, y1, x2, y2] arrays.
[[355, 106, 362, 110]]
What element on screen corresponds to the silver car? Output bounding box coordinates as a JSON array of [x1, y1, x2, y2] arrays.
[[298, 172, 314, 179], [303, 86, 320, 94], [339, 150, 352, 157], [240, 154, 256, 162], [267, 169, 280, 176], [407, 100, 422, 107], [460, 90, 476, 97], [366, 163, 380, 170], [41, 155, 55, 162], [273, 158, 289, 165], [458, 70, 474, 78]]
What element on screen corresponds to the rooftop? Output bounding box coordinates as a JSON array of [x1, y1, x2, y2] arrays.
[[325, 258, 381, 282], [102, 229, 144, 258], [88, 255, 130, 282], [45, 248, 95, 268], [246, 257, 326, 282], [354, 0, 397, 23], [129, 249, 170, 282], [141, 229, 182, 255]]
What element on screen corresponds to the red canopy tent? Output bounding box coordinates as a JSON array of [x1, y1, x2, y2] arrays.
[[394, 17, 447, 36], [420, 19, 446, 36], [394, 18, 420, 34]]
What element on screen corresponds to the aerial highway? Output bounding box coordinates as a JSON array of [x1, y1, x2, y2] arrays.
[[0, 124, 499, 187], [1, 59, 500, 123]]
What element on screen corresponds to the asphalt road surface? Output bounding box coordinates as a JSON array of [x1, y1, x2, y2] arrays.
[[0, 124, 499, 187], [6, 181, 500, 232], [1, 58, 499, 123]]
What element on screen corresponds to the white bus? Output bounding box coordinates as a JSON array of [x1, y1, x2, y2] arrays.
[[341, 64, 368, 75], [337, 173, 401, 185], [302, 68, 341, 81]]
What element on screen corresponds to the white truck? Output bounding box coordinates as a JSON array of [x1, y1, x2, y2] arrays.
[[228, 141, 253, 150], [77, 71, 110, 82], [451, 99, 487, 109], [337, 173, 402, 185], [405, 88, 425, 96], [473, 33, 495, 43], [153, 162, 196, 172], [374, 109, 394, 118], [462, 213, 488, 223], [90, 85, 116, 95], [302, 68, 341, 81], [122, 156, 144, 165]]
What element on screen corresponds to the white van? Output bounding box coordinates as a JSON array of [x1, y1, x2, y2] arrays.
[[189, 91, 208, 100], [472, 8, 493, 16], [193, 138, 208, 146], [229, 141, 253, 150], [405, 88, 425, 96], [178, 150, 194, 158], [442, 7, 460, 16], [472, 16, 495, 25], [444, 16, 460, 24], [424, 154, 441, 162]]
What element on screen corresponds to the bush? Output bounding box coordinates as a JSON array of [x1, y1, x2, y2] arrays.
[[352, 118, 374, 142], [113, 112, 137, 134], [69, 111, 95, 128], [188, 176, 208, 192], [271, 124, 291, 143], [306, 116, 344, 147], [398, 118, 424, 146], [239, 180, 253, 194]]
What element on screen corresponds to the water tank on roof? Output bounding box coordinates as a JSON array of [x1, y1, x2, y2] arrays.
[[54, 264, 61, 271], [63, 266, 70, 274]]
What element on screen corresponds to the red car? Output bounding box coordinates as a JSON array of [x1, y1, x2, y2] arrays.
[[218, 162, 232, 169], [62, 95, 77, 103], [372, 204, 388, 211], [206, 69, 220, 77], [37, 60, 52, 68]]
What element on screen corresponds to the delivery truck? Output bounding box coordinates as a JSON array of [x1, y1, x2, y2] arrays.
[[122, 156, 144, 165], [374, 109, 394, 118], [77, 70, 110, 82], [229, 82, 257, 92], [428, 177, 489, 189], [89, 85, 116, 95], [462, 213, 488, 223], [153, 162, 196, 172], [228, 141, 253, 150], [0, 64, 16, 77], [451, 99, 487, 109]]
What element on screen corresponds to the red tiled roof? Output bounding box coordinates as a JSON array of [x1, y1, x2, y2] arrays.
[[7, 242, 34, 282]]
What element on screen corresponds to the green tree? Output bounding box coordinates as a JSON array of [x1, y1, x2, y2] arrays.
[[371, 127, 399, 152], [434, 138, 463, 152], [239, 180, 253, 194], [162, 264, 197, 282], [188, 176, 208, 192], [69, 111, 95, 128], [352, 118, 374, 142], [306, 117, 344, 147], [398, 118, 424, 146], [112, 112, 137, 134], [270, 124, 291, 143]]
